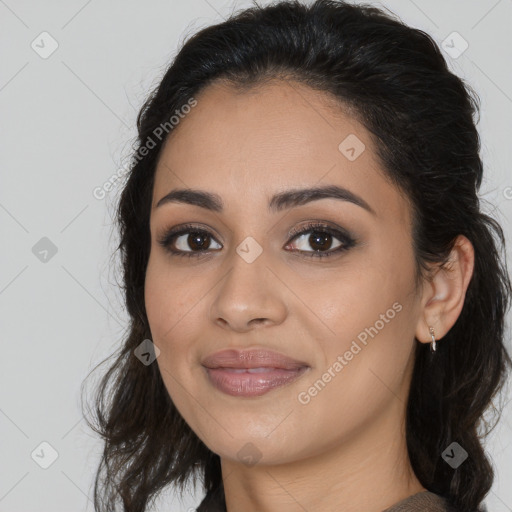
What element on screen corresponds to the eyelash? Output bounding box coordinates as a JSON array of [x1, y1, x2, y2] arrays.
[[157, 221, 356, 260]]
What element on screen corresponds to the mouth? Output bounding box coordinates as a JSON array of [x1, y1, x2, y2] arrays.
[[201, 348, 310, 397], [202, 365, 310, 397]]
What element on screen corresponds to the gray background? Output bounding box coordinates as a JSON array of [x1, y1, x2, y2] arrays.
[[1, 0, 511, 510]]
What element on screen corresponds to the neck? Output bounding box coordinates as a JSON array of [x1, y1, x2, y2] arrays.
[[220, 399, 426, 512]]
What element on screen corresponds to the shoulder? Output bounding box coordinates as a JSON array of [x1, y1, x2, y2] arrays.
[[382, 491, 461, 512]]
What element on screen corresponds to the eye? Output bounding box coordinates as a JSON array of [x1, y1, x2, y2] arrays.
[[157, 223, 222, 258], [284, 221, 356, 259], [157, 221, 356, 259]]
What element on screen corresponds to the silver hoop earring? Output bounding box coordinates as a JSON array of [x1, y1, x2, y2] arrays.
[[429, 326, 436, 353]]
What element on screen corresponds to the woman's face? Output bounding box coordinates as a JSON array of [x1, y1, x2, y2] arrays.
[[145, 79, 424, 465]]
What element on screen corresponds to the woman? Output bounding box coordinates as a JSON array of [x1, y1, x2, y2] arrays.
[[84, 1, 512, 511]]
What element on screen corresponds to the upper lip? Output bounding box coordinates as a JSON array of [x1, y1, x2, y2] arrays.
[[202, 348, 309, 370]]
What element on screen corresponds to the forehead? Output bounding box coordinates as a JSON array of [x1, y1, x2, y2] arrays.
[[152, 79, 410, 223]]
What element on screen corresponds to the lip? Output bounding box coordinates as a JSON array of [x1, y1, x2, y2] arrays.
[[201, 348, 310, 397], [202, 348, 309, 370]]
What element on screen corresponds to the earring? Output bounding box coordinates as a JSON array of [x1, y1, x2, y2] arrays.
[[429, 326, 436, 353]]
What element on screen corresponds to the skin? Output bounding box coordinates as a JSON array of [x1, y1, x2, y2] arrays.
[[144, 79, 475, 512]]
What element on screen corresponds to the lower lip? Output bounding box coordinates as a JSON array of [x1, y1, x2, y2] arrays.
[[204, 366, 309, 397]]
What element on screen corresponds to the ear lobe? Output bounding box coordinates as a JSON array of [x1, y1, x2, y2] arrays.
[[415, 235, 475, 345]]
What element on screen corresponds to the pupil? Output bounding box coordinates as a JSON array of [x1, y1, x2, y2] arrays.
[[310, 231, 331, 251], [189, 232, 209, 250]]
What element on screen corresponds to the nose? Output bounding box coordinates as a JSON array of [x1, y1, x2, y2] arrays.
[[208, 252, 288, 333]]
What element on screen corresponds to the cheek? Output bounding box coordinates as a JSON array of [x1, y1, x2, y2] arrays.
[[144, 262, 191, 405], [145, 269, 187, 380], [297, 302, 414, 445], [144, 254, 205, 375], [144, 254, 190, 337], [144, 258, 170, 337], [312, 248, 416, 378]]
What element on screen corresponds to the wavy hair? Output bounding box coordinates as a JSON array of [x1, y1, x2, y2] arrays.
[[83, 1, 512, 511]]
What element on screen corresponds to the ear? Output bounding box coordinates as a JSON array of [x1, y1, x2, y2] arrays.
[[415, 235, 475, 346]]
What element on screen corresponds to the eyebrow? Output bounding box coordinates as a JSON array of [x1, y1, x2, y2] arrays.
[[155, 185, 376, 216]]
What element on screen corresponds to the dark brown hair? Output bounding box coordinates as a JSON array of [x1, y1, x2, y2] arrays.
[[83, 1, 512, 511]]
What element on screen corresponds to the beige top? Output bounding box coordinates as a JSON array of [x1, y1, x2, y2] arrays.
[[196, 489, 460, 511]]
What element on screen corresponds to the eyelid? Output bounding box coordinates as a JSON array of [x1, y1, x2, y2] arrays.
[[156, 222, 220, 242], [286, 219, 353, 241]]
